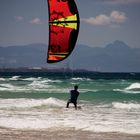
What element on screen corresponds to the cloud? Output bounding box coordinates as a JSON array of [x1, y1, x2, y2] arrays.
[[110, 11, 127, 24], [29, 18, 43, 25], [15, 16, 24, 21], [14, 16, 44, 25], [83, 11, 127, 27]]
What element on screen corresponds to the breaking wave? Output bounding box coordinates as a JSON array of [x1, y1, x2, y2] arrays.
[[0, 78, 5, 81], [112, 102, 140, 110], [71, 77, 92, 81], [0, 97, 65, 109], [114, 89, 140, 94], [0, 83, 22, 91], [9, 76, 21, 80], [113, 83, 140, 94], [125, 83, 140, 90]]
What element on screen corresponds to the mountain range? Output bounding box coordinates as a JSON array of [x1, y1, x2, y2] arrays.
[[0, 40, 140, 72]]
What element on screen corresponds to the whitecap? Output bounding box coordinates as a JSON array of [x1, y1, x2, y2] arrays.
[[28, 80, 51, 89], [41, 97, 65, 107], [0, 83, 16, 91], [0, 97, 65, 109], [80, 89, 98, 93], [112, 102, 140, 110], [113, 89, 140, 94], [72, 77, 92, 81], [125, 83, 140, 90], [23, 77, 41, 81], [0, 78, 5, 81], [9, 76, 20, 80], [0, 83, 29, 92], [44, 79, 62, 83]]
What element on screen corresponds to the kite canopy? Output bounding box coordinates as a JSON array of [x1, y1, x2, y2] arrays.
[[47, 0, 80, 63]]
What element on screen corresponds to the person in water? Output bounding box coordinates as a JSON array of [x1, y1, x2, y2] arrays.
[[66, 85, 80, 109]]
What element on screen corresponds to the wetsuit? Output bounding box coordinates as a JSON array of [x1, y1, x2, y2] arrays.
[[66, 89, 79, 109]]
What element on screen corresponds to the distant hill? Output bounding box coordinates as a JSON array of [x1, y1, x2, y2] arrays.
[[71, 40, 140, 72], [0, 41, 140, 72], [0, 43, 47, 68]]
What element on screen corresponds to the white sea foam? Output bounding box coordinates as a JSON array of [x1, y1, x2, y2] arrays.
[[125, 83, 140, 90], [28, 79, 62, 89], [0, 83, 18, 91], [114, 89, 140, 94], [9, 76, 20, 80], [0, 83, 68, 93], [80, 89, 98, 93], [0, 80, 52, 92], [0, 78, 5, 81], [0, 83, 30, 92], [0, 98, 140, 134], [29, 80, 49, 88], [112, 102, 140, 110], [0, 97, 65, 109], [23, 77, 41, 81], [44, 79, 62, 83], [72, 77, 92, 81]]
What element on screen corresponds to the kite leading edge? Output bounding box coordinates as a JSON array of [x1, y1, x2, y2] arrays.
[[47, 0, 80, 63]]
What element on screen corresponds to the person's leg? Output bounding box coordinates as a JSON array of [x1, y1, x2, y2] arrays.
[[73, 102, 77, 109], [66, 101, 70, 108]]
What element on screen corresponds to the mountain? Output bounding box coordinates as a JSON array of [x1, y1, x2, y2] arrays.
[[0, 41, 140, 72], [71, 41, 140, 72], [0, 43, 47, 68]]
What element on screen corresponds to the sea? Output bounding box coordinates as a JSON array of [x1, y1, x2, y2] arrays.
[[0, 72, 140, 134]]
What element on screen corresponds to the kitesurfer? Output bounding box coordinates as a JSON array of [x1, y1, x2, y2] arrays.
[[66, 85, 80, 109]]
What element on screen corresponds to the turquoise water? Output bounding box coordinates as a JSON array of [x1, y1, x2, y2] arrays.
[[0, 72, 140, 134]]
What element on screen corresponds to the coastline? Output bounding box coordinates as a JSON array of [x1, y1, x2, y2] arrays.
[[0, 128, 140, 140]]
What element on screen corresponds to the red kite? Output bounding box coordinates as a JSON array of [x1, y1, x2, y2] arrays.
[[47, 0, 80, 63]]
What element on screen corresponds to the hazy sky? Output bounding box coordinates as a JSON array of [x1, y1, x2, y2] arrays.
[[0, 0, 140, 48]]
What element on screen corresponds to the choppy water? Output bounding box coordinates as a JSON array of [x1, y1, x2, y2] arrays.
[[0, 72, 140, 134]]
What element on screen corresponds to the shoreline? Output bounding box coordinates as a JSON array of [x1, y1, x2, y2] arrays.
[[0, 128, 140, 140]]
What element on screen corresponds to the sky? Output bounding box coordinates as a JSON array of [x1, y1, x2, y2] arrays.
[[0, 0, 140, 48]]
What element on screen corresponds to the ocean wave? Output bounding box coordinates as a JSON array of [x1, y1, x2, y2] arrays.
[[0, 83, 68, 93], [0, 83, 19, 91], [28, 80, 52, 89], [80, 89, 98, 93], [44, 79, 62, 83], [23, 77, 41, 81], [0, 97, 65, 109], [0, 83, 31, 92], [125, 83, 140, 90], [0, 78, 5, 81], [0, 78, 62, 92], [113, 89, 140, 94], [23, 77, 62, 84], [0, 98, 140, 134], [71, 77, 92, 81], [39, 97, 65, 107], [9, 76, 21, 80], [112, 102, 140, 110], [28, 79, 63, 91]]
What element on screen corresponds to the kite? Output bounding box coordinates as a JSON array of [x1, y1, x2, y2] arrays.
[[47, 0, 80, 63]]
